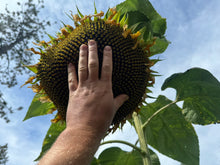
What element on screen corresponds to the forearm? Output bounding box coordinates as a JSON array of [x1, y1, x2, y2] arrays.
[[38, 127, 102, 165], [38, 41, 128, 165]]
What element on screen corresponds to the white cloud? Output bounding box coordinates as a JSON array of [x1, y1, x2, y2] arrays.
[[0, 115, 54, 165], [151, 0, 220, 87], [195, 125, 220, 164], [0, 75, 54, 165]]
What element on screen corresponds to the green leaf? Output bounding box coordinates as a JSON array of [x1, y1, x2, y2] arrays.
[[65, 12, 74, 22], [125, 11, 150, 29], [76, 6, 84, 18], [91, 157, 99, 165], [151, 18, 167, 37], [149, 37, 170, 56], [126, 11, 151, 40], [94, 1, 97, 14], [148, 149, 160, 165], [23, 64, 38, 73], [116, 0, 166, 36], [35, 121, 66, 161], [46, 33, 56, 41], [93, 1, 98, 21], [103, 8, 110, 21], [140, 95, 199, 165], [91, 147, 160, 165], [116, 0, 169, 54], [161, 67, 220, 125], [116, 0, 161, 21], [23, 94, 55, 121], [119, 12, 128, 27]]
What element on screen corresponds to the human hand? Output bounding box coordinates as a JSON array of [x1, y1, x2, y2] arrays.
[[38, 40, 129, 165], [66, 40, 129, 138]]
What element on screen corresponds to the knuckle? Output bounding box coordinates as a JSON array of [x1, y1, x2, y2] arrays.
[[89, 45, 97, 51], [70, 85, 77, 91], [103, 64, 111, 71], [68, 79, 77, 91], [68, 78, 73, 83], [79, 66, 87, 71], [104, 51, 111, 57], [80, 51, 87, 56], [68, 71, 72, 76], [89, 61, 98, 68]]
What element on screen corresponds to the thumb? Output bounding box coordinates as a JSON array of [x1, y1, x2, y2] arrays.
[[113, 94, 129, 113]]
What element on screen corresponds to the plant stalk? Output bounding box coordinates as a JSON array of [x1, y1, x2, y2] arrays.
[[100, 140, 146, 156], [132, 111, 152, 165], [142, 100, 178, 129]]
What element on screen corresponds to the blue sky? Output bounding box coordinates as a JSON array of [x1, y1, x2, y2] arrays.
[[0, 0, 220, 164]]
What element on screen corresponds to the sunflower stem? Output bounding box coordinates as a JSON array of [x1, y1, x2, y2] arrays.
[[132, 111, 152, 165]]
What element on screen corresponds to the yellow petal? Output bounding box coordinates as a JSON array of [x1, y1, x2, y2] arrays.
[[39, 95, 51, 103], [51, 114, 62, 123], [29, 84, 42, 93], [20, 76, 36, 87], [61, 27, 69, 38], [47, 108, 57, 114], [26, 48, 42, 55], [130, 31, 141, 39], [122, 29, 131, 38], [93, 11, 104, 17]]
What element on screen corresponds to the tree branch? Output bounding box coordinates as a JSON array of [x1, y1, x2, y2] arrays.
[[0, 28, 38, 55]]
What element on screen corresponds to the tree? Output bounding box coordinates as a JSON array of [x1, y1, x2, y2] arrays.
[[0, 0, 51, 163], [0, 144, 8, 165], [0, 0, 50, 122]]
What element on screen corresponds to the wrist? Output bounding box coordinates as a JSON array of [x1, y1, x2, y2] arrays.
[[66, 119, 110, 139], [39, 125, 102, 165], [64, 125, 104, 141]]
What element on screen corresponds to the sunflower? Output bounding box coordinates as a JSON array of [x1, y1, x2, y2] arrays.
[[23, 6, 158, 131]]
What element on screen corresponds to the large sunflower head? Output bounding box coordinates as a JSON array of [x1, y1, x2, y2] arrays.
[[23, 5, 165, 131]]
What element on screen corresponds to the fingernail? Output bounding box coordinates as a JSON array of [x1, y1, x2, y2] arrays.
[[89, 40, 96, 46], [68, 63, 73, 69], [124, 95, 129, 101], [80, 44, 87, 50], [105, 46, 111, 51]]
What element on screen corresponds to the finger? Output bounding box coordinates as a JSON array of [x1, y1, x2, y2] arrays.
[[101, 46, 112, 82], [78, 44, 88, 83], [68, 63, 78, 92], [113, 94, 129, 113], [88, 40, 99, 81]]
